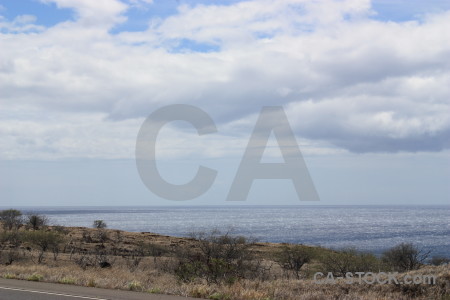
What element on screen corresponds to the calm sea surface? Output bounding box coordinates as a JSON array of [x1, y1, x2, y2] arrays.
[[15, 206, 450, 257]]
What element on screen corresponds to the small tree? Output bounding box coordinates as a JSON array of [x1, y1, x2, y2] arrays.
[[320, 248, 380, 277], [175, 230, 259, 284], [0, 231, 22, 249], [24, 231, 64, 263], [0, 209, 23, 230], [93, 220, 107, 229], [382, 243, 430, 272], [26, 214, 48, 230], [276, 245, 314, 279], [0, 231, 23, 265]]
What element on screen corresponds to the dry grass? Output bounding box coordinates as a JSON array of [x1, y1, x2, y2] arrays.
[[1, 263, 449, 299], [0, 225, 449, 300]]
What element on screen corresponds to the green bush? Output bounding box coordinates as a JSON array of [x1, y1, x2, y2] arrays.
[[23, 230, 64, 263], [276, 245, 315, 279], [0, 209, 22, 230], [175, 260, 204, 283], [319, 248, 381, 277], [59, 277, 76, 284], [0, 231, 23, 247], [26, 214, 48, 230], [148, 287, 161, 294], [174, 230, 259, 284], [128, 280, 143, 291], [3, 273, 17, 279], [93, 220, 107, 229], [27, 273, 43, 281], [0, 230, 23, 265]]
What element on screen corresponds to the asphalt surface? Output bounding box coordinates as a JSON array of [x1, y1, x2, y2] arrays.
[[0, 278, 198, 300]]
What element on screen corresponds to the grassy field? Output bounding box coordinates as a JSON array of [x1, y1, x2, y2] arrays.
[[0, 218, 449, 299]]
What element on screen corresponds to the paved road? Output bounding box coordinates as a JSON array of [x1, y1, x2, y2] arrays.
[[0, 279, 198, 300]]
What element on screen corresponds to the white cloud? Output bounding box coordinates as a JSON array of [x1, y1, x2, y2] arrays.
[[1, 0, 450, 159], [40, 0, 128, 27], [0, 14, 45, 32], [0, 111, 142, 160]]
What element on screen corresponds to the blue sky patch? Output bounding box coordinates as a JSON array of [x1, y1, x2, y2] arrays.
[[110, 0, 178, 34], [3, 0, 450, 34], [169, 38, 220, 53], [370, 0, 450, 22], [0, 0, 73, 28]]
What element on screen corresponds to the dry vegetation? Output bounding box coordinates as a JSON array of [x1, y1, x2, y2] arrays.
[[0, 209, 449, 300]]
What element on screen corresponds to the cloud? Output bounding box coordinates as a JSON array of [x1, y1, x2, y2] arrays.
[[0, 14, 45, 32], [286, 91, 450, 152], [40, 0, 128, 27], [1, 0, 450, 159]]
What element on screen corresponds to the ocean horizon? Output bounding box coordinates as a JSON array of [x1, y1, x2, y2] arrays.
[[5, 205, 449, 257]]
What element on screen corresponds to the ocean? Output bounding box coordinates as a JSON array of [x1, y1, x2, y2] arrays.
[[14, 205, 450, 257]]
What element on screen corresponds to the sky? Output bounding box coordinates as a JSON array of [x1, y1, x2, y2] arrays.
[[0, 0, 449, 206]]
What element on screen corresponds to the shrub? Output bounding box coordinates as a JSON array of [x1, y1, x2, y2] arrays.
[[382, 243, 430, 272], [175, 260, 205, 283], [0, 209, 22, 230], [174, 230, 260, 284], [73, 249, 115, 269], [87, 279, 96, 287], [209, 292, 231, 300], [73, 251, 93, 270], [319, 248, 380, 277], [27, 273, 43, 281], [93, 220, 107, 229], [430, 255, 450, 266], [149, 287, 162, 294], [124, 249, 144, 272], [0, 231, 23, 265], [26, 214, 48, 230], [3, 273, 16, 279], [0, 230, 23, 248], [23, 230, 64, 263], [59, 277, 76, 284], [276, 245, 314, 279], [128, 280, 143, 291]]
